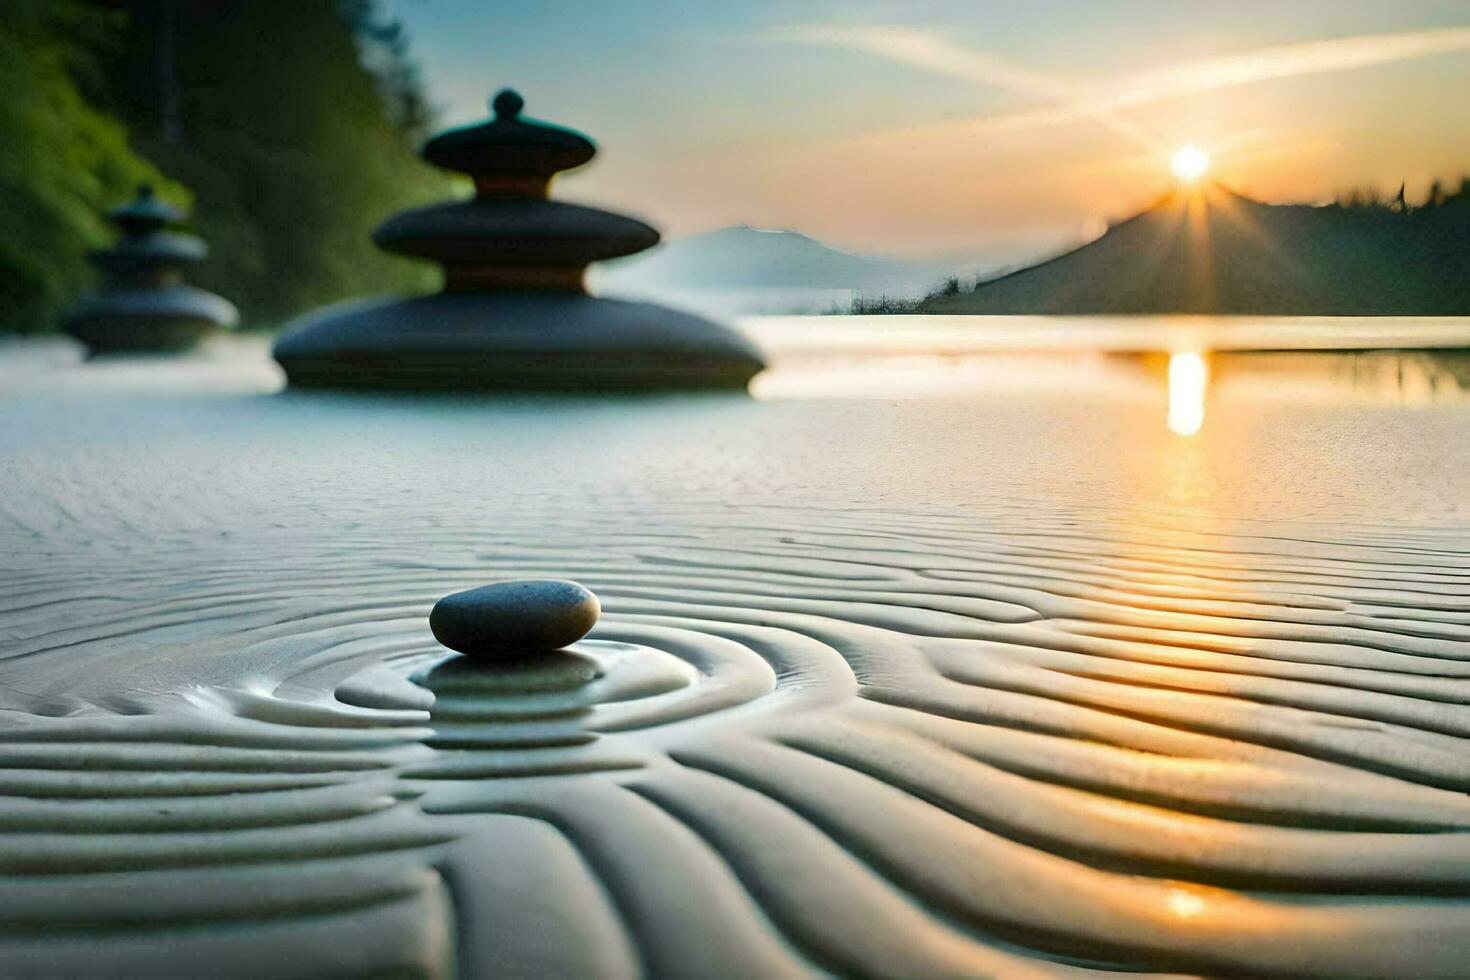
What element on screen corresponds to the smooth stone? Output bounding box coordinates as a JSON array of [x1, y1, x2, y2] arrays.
[[373, 198, 659, 265], [272, 292, 765, 391], [63, 285, 240, 353], [430, 580, 599, 659]]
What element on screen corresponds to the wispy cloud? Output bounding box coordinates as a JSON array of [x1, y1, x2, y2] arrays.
[[772, 25, 1068, 97], [774, 24, 1470, 149]]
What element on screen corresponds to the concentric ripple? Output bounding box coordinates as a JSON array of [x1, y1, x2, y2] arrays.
[[3, 503, 1470, 977]]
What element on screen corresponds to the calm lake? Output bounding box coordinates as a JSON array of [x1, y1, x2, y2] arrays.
[[11, 313, 1467, 520]]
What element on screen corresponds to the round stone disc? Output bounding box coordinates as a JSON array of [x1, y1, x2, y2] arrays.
[[273, 292, 766, 391]]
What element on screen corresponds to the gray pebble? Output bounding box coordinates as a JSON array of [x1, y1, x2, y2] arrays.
[[430, 579, 599, 659]]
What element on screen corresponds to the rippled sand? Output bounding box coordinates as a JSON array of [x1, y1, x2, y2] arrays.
[[3, 340, 1470, 976]]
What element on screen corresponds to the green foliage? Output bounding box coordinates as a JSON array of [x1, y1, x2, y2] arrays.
[[104, 0, 448, 326], [0, 0, 183, 332], [338, 0, 434, 141], [0, 0, 446, 333]]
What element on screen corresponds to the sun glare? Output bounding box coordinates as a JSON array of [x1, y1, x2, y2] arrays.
[[1171, 145, 1211, 182], [1167, 351, 1209, 435]]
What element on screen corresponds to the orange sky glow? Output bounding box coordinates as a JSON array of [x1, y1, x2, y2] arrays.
[[403, 1, 1470, 265]]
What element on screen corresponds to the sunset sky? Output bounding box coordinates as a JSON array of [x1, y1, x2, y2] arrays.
[[396, 0, 1470, 265]]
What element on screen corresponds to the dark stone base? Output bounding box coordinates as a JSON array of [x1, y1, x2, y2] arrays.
[[272, 292, 766, 391], [63, 286, 238, 353], [64, 316, 223, 354]]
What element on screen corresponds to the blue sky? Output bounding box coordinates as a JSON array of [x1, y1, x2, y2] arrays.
[[391, 0, 1470, 262]]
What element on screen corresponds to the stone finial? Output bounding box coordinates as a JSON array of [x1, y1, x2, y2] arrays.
[[420, 88, 596, 191], [108, 183, 187, 235], [492, 88, 524, 119]]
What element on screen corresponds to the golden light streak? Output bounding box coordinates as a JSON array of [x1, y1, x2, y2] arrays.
[[770, 24, 1160, 150], [776, 24, 1470, 151], [1167, 351, 1209, 435]]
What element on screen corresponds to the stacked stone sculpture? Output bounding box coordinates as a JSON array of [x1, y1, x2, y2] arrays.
[[63, 184, 237, 353], [273, 89, 765, 391]]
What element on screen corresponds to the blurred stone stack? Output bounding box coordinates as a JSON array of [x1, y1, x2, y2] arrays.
[[273, 89, 765, 391], [63, 185, 238, 354]]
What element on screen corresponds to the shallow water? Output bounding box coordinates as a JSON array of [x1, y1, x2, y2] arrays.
[[3, 318, 1470, 976]]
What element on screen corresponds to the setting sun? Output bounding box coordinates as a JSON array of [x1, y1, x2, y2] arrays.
[[1171, 145, 1211, 182]]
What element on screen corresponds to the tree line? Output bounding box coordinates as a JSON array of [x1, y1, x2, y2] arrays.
[[1, 0, 447, 333], [1335, 177, 1470, 213]]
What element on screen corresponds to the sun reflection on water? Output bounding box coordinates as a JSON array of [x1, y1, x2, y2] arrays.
[[1167, 351, 1210, 435], [1166, 887, 1208, 920]]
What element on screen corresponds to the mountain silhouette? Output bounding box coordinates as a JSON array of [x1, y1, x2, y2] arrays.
[[599, 225, 944, 293], [922, 183, 1470, 315]]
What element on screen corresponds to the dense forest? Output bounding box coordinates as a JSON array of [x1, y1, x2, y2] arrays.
[[0, 0, 445, 333]]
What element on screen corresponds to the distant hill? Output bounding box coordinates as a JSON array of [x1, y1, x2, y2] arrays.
[[596, 226, 956, 315], [601, 225, 938, 291], [921, 183, 1470, 316]]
